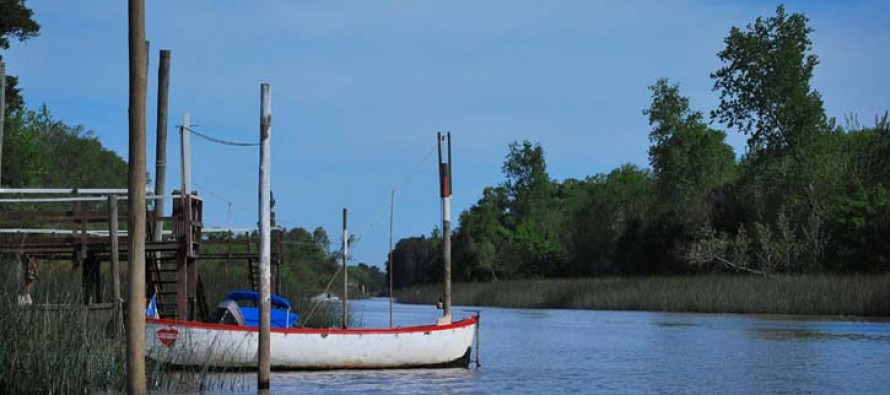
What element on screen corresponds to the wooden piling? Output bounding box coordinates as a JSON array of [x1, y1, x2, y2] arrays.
[[257, 82, 272, 390], [0, 61, 5, 186], [108, 195, 123, 335], [126, 0, 148, 393], [180, 112, 191, 195], [437, 132, 453, 321], [154, 49, 170, 241]]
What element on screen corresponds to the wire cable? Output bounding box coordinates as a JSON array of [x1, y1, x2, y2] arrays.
[[182, 125, 259, 147]]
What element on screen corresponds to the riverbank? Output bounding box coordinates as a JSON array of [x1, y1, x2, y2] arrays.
[[395, 275, 890, 317]]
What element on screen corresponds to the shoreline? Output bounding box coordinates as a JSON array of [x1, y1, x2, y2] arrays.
[[394, 274, 890, 317]]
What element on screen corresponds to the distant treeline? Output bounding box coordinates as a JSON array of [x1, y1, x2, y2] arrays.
[[198, 228, 386, 302], [389, 6, 890, 289]]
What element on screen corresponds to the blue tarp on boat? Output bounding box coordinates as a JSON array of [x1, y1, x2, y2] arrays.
[[224, 290, 299, 328]]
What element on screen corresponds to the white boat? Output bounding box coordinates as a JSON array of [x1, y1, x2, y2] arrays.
[[145, 133, 475, 370], [145, 314, 478, 369]]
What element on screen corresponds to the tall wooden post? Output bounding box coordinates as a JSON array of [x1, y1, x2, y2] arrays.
[[388, 189, 395, 328], [437, 132, 453, 322], [257, 83, 272, 390], [180, 111, 190, 196], [154, 49, 170, 241], [0, 61, 5, 186], [108, 195, 123, 335], [177, 109, 193, 321], [126, 0, 148, 393], [342, 208, 349, 329]]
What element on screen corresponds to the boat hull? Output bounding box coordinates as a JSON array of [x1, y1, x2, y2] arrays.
[[145, 315, 477, 370]]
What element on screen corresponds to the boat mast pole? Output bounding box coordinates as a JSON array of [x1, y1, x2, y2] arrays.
[[342, 208, 349, 329], [126, 0, 147, 392], [257, 83, 272, 390], [437, 132, 453, 322], [388, 189, 395, 328]]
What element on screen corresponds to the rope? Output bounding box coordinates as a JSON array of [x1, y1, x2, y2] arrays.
[[182, 125, 259, 147], [300, 263, 343, 327], [354, 142, 437, 246]]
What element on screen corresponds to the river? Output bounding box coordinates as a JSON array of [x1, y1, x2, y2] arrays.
[[201, 297, 890, 394]]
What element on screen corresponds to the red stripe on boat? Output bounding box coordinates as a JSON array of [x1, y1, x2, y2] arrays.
[[146, 314, 478, 335]]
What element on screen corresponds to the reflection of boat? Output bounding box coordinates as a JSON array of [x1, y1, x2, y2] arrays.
[[145, 297, 478, 369]]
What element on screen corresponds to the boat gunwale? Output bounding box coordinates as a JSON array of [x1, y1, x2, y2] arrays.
[[146, 314, 478, 335]]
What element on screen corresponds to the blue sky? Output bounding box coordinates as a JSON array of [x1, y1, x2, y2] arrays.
[[4, 1, 889, 267]]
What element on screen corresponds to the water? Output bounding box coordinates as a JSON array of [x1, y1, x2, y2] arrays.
[[200, 298, 890, 394]]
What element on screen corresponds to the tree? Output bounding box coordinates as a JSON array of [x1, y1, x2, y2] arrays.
[[1, 105, 127, 187], [711, 5, 826, 157], [0, 0, 39, 50], [1, 0, 41, 114], [501, 140, 551, 222], [390, 236, 436, 289], [644, 78, 736, 210], [453, 187, 509, 281]]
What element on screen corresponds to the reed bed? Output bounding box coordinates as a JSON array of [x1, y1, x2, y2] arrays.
[[0, 260, 349, 393], [396, 275, 890, 317], [0, 271, 126, 393]]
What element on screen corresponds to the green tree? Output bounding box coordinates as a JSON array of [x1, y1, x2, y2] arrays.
[[644, 78, 736, 210], [710, 5, 840, 271], [499, 141, 567, 278], [711, 5, 826, 157], [1, 0, 41, 114], [501, 140, 551, 221], [1, 106, 127, 187], [453, 186, 509, 281]]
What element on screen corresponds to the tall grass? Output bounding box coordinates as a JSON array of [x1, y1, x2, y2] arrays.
[[0, 266, 126, 393], [396, 275, 890, 317]]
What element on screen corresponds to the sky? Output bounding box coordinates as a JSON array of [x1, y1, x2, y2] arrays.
[[4, 1, 889, 268]]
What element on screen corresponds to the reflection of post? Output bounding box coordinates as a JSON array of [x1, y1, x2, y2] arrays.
[[126, 0, 147, 392], [257, 82, 272, 390]]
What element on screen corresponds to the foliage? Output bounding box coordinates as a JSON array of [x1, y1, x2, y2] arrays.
[[1, 106, 127, 187], [711, 5, 826, 157], [0, 0, 40, 51], [645, 78, 736, 210], [1, 0, 41, 114], [392, 6, 889, 288]]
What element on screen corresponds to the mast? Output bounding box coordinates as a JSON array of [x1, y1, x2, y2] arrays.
[[342, 208, 349, 329], [388, 189, 395, 328], [437, 132, 453, 322]]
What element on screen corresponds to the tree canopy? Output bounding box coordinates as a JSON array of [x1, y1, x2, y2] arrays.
[[1, 0, 41, 114], [390, 5, 890, 288]]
